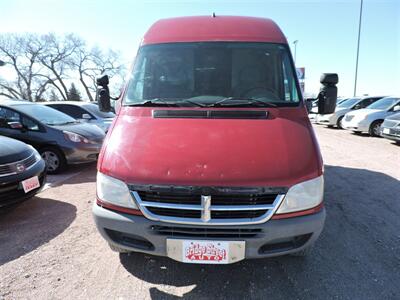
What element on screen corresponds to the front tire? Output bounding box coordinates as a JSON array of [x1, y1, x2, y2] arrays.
[[40, 147, 66, 174], [337, 116, 344, 129], [369, 120, 383, 137]]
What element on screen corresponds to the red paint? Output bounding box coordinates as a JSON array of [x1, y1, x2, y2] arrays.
[[99, 106, 319, 187], [142, 16, 287, 45], [96, 198, 143, 216], [271, 203, 324, 220]]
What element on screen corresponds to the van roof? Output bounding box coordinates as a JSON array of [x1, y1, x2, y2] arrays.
[[142, 16, 287, 45]]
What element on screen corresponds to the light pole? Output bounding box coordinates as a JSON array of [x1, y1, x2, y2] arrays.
[[354, 0, 363, 97], [293, 40, 298, 64]]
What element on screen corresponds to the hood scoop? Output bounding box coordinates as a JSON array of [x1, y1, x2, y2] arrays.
[[153, 110, 268, 119]]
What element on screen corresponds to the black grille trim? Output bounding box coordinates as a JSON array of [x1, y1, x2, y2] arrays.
[[152, 110, 268, 119]]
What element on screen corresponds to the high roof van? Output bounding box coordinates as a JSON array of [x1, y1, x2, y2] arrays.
[[93, 16, 338, 264]]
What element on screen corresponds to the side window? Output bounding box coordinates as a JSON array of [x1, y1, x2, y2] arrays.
[[0, 107, 21, 128], [51, 105, 88, 119], [360, 99, 372, 108], [21, 116, 40, 131]]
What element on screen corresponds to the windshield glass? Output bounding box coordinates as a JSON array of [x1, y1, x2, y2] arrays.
[[15, 104, 76, 125], [337, 97, 359, 108], [367, 97, 400, 110], [83, 104, 115, 118], [124, 42, 300, 107]]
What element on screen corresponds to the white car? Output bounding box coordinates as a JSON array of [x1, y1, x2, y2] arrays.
[[315, 96, 382, 128], [341, 96, 400, 136]]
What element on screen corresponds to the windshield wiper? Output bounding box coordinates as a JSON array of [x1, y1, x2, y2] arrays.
[[209, 97, 277, 108], [126, 98, 205, 107]]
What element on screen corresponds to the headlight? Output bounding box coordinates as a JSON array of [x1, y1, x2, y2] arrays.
[[28, 145, 42, 161], [96, 172, 138, 209], [276, 176, 324, 214], [63, 131, 95, 144]]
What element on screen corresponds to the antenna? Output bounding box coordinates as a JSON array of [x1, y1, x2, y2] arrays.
[[212, 12, 216, 18]]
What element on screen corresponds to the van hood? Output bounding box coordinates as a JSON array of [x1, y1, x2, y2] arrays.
[[99, 107, 321, 188]]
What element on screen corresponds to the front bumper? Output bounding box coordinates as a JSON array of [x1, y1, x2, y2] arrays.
[[342, 119, 370, 132], [93, 203, 326, 260], [381, 127, 400, 141], [62, 143, 102, 164], [0, 159, 46, 207], [316, 114, 336, 126]]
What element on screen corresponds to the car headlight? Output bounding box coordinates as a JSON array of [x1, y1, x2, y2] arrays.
[[96, 172, 138, 209], [276, 176, 324, 214], [27, 145, 42, 161], [63, 131, 96, 144]]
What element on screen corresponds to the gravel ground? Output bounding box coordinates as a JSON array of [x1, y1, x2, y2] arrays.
[[0, 125, 399, 300]]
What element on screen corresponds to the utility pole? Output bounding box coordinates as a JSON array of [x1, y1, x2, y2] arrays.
[[293, 40, 298, 64], [354, 0, 363, 97]]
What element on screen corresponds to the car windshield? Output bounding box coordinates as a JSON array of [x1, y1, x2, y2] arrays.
[[83, 104, 115, 118], [15, 104, 76, 125], [337, 97, 359, 108], [367, 97, 400, 110], [124, 42, 300, 107]]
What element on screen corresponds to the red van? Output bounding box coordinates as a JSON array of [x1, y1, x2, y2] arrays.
[[93, 16, 338, 264]]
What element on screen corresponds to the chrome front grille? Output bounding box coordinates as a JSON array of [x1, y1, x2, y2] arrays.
[[130, 186, 286, 225], [0, 153, 38, 177]]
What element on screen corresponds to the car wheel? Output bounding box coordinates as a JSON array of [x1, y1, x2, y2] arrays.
[[109, 243, 131, 253], [337, 116, 344, 129], [40, 147, 66, 174], [369, 120, 383, 137]]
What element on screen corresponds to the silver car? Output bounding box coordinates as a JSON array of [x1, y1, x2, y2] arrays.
[[315, 97, 383, 128], [342, 97, 400, 136], [44, 101, 115, 133], [380, 112, 400, 142]]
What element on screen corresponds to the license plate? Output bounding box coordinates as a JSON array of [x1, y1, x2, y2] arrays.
[[21, 176, 40, 193], [382, 128, 390, 134], [167, 239, 245, 264]]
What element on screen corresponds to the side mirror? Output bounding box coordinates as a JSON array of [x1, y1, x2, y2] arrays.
[[305, 98, 314, 113], [353, 103, 362, 110], [8, 121, 24, 129], [393, 105, 400, 112], [96, 75, 111, 112], [318, 73, 338, 114], [82, 113, 91, 120]]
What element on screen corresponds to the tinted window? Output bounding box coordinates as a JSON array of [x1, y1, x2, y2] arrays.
[[0, 107, 20, 128], [83, 104, 115, 118], [125, 42, 300, 106], [22, 116, 40, 131], [13, 104, 76, 125], [49, 104, 91, 119]]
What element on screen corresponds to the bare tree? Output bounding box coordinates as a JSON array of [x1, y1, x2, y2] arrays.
[[0, 33, 47, 101], [0, 32, 125, 102]]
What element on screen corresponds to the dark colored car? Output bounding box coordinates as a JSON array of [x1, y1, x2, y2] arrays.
[[0, 136, 46, 207], [0, 100, 105, 174], [381, 111, 400, 142]]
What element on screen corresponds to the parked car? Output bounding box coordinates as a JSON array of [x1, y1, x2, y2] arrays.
[[342, 96, 400, 136], [0, 100, 105, 174], [43, 101, 115, 133], [309, 97, 347, 122], [316, 96, 384, 128], [380, 111, 400, 143], [0, 136, 46, 208], [92, 16, 339, 263]]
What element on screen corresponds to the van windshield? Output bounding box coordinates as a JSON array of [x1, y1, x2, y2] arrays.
[[124, 42, 300, 107]]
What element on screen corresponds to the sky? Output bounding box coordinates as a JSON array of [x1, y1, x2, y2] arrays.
[[0, 0, 399, 97]]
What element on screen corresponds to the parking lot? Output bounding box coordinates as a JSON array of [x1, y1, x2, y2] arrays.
[[0, 125, 399, 300]]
